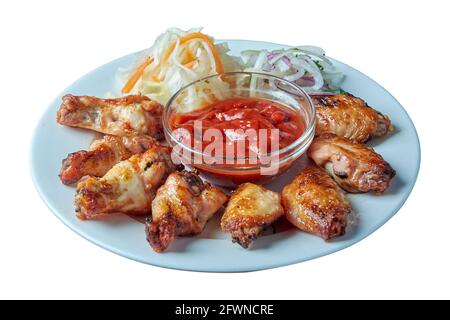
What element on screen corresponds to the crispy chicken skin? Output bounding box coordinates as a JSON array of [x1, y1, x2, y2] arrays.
[[56, 94, 163, 138], [146, 170, 228, 253], [221, 183, 284, 248], [75, 145, 175, 220], [313, 93, 393, 143], [308, 133, 396, 194], [59, 135, 156, 185], [281, 166, 351, 241]]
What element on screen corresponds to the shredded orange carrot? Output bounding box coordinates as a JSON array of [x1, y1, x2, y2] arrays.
[[182, 50, 195, 65], [183, 60, 197, 69], [121, 57, 153, 94], [163, 32, 224, 74], [121, 33, 223, 93]]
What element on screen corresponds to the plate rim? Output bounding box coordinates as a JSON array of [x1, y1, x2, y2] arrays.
[[30, 39, 421, 272]]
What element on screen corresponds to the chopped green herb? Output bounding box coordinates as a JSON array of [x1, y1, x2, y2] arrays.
[[314, 60, 324, 71]]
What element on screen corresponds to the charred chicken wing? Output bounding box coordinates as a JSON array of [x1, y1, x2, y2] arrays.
[[308, 133, 396, 194], [221, 183, 284, 248], [313, 93, 393, 143], [146, 170, 228, 253], [282, 166, 352, 241], [57, 94, 163, 138], [59, 134, 156, 185], [75, 145, 175, 220]]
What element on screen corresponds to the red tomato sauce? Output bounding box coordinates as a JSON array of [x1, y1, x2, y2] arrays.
[[170, 98, 305, 157]]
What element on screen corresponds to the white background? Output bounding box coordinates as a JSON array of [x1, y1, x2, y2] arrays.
[[0, 0, 448, 299]]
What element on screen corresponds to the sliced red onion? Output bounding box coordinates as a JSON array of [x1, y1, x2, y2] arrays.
[[308, 92, 336, 96], [295, 76, 315, 87], [301, 75, 315, 81], [281, 56, 293, 67], [267, 52, 279, 60], [244, 46, 344, 93], [267, 53, 284, 65], [284, 70, 304, 82], [263, 65, 276, 72]]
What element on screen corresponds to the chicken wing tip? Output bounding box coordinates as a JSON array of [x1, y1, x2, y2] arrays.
[[146, 213, 177, 253]]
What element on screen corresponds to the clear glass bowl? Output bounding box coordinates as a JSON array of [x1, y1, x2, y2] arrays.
[[163, 72, 315, 188]]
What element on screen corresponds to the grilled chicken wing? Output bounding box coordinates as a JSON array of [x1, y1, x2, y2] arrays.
[[313, 93, 393, 143], [59, 134, 156, 185], [281, 166, 352, 241], [308, 133, 396, 194], [75, 145, 175, 220], [57, 94, 163, 138], [221, 183, 284, 248], [146, 170, 228, 252]]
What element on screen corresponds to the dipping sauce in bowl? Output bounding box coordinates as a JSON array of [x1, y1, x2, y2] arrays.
[[170, 97, 306, 155], [164, 72, 315, 188]]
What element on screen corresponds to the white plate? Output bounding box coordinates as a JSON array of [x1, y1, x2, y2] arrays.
[[30, 40, 420, 272]]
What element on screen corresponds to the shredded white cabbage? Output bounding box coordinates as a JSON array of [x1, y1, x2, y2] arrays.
[[117, 27, 242, 107]]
